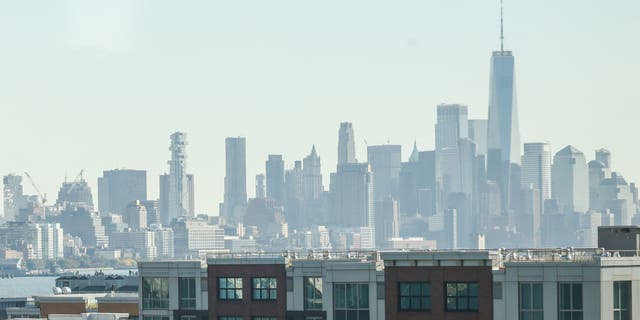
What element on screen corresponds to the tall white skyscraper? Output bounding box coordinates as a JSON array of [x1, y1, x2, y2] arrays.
[[486, 4, 521, 213], [338, 122, 356, 165], [551, 145, 589, 214], [521, 143, 552, 213], [167, 132, 190, 222]]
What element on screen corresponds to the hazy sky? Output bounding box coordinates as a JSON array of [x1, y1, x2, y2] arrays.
[[1, 1, 639, 215]]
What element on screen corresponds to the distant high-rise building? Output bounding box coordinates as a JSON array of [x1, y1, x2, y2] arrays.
[[367, 144, 401, 201], [3, 174, 26, 221], [98, 169, 147, 215], [186, 174, 195, 217], [398, 150, 438, 216], [255, 174, 266, 199], [468, 119, 488, 156], [595, 148, 612, 178], [285, 161, 304, 227], [375, 196, 400, 246], [337, 122, 356, 165], [56, 175, 94, 211], [266, 154, 285, 205], [159, 174, 170, 225], [141, 200, 161, 226], [224, 137, 247, 222], [167, 132, 190, 221], [435, 104, 471, 200], [332, 163, 375, 229], [551, 145, 589, 214], [588, 160, 607, 210], [486, 12, 521, 214], [303, 145, 323, 200], [597, 172, 635, 225], [435, 104, 468, 151], [125, 200, 147, 231], [521, 143, 552, 213]]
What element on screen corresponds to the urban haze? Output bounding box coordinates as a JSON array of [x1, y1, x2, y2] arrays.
[[1, 1, 640, 320]]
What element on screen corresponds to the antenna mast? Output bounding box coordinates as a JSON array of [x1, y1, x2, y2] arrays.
[[500, 0, 504, 52]]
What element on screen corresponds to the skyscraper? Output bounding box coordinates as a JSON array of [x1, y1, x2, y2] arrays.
[[303, 145, 323, 201], [266, 154, 285, 205], [486, 4, 521, 213], [255, 174, 266, 199], [332, 163, 374, 229], [468, 119, 488, 156], [595, 148, 612, 177], [551, 145, 589, 214], [98, 169, 147, 215], [285, 161, 304, 227], [435, 104, 470, 197], [521, 143, 552, 213], [224, 137, 247, 222], [435, 104, 469, 151], [167, 132, 190, 222], [3, 174, 25, 221], [367, 144, 401, 201], [337, 122, 356, 165]]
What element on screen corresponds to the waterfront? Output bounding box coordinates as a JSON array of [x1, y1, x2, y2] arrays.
[[0, 269, 137, 298]]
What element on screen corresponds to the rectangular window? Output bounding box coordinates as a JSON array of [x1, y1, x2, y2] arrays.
[[493, 282, 503, 300], [445, 282, 479, 312], [179, 277, 197, 309], [142, 278, 169, 309], [519, 283, 543, 320], [399, 282, 431, 311], [143, 317, 169, 320], [558, 283, 582, 320], [219, 277, 243, 300], [614, 281, 631, 320], [180, 316, 197, 320], [219, 317, 243, 320], [201, 278, 208, 292], [304, 277, 323, 310], [252, 277, 277, 300], [251, 318, 277, 320], [334, 283, 369, 320]]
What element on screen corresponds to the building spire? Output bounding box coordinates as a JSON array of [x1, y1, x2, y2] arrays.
[[500, 0, 504, 52]]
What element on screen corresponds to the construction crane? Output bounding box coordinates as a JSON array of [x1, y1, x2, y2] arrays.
[[24, 172, 47, 206], [65, 169, 85, 196]]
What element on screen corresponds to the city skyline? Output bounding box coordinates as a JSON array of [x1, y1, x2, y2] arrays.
[[1, 1, 640, 215]]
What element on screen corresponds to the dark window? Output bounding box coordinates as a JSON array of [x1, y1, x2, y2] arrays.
[[219, 317, 243, 320], [179, 278, 196, 309], [445, 282, 478, 312], [142, 278, 169, 309], [218, 277, 243, 300], [493, 282, 503, 300], [519, 283, 543, 320], [376, 282, 385, 300], [251, 318, 277, 320], [614, 281, 631, 320], [398, 282, 431, 311], [252, 277, 277, 300], [304, 277, 323, 310], [334, 283, 369, 320], [559, 283, 582, 320]]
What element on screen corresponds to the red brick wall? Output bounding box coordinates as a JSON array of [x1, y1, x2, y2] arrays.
[[385, 266, 493, 320], [208, 263, 287, 319]]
